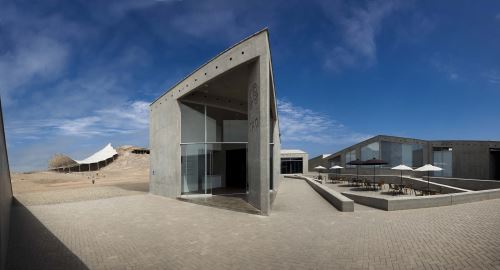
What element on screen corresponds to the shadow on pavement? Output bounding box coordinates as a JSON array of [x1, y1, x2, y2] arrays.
[[6, 198, 89, 270]]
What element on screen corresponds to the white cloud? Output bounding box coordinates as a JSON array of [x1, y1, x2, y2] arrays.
[[0, 35, 69, 103], [321, 0, 401, 71], [7, 101, 149, 139], [483, 70, 500, 84], [430, 55, 460, 81], [277, 99, 370, 145]]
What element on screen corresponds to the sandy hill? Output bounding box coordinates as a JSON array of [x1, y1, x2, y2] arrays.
[[11, 146, 150, 194]]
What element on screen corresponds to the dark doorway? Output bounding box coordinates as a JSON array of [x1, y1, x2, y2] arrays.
[[226, 149, 247, 190], [490, 149, 500, 180]]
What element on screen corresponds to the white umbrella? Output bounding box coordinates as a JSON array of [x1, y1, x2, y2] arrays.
[[314, 166, 326, 179], [330, 165, 344, 179], [391, 165, 414, 185], [415, 164, 442, 192]]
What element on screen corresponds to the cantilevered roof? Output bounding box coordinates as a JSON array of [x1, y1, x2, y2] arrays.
[[75, 143, 117, 165]]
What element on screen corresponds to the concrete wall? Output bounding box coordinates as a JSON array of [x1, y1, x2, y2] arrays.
[[429, 141, 500, 180], [247, 56, 271, 214], [150, 29, 278, 215], [272, 118, 281, 192], [0, 99, 12, 270], [149, 92, 181, 197], [300, 176, 354, 212], [424, 176, 500, 191], [308, 154, 330, 173], [342, 188, 500, 211]]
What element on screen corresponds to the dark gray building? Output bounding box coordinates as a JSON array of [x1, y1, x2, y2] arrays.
[[316, 135, 500, 180]]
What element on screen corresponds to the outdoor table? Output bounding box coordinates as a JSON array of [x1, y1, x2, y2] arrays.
[[396, 184, 406, 194]]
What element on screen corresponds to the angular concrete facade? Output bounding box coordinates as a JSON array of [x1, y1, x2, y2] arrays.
[[0, 98, 12, 270], [150, 29, 280, 215]]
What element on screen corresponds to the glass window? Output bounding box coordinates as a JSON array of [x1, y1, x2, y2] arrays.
[[329, 156, 341, 168], [433, 147, 452, 177], [380, 141, 424, 168], [206, 106, 247, 142], [181, 144, 207, 194], [180, 101, 250, 195], [361, 142, 380, 161], [181, 103, 205, 143], [411, 144, 424, 167], [280, 158, 303, 174], [345, 150, 356, 168]]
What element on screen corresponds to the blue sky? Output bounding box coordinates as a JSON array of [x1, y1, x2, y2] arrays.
[[1, 0, 499, 172]]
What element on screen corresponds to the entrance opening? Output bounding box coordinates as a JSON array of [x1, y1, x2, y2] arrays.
[[223, 148, 247, 192], [490, 148, 500, 180], [280, 157, 303, 174]]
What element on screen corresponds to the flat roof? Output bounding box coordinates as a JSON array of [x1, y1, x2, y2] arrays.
[[281, 149, 307, 154]]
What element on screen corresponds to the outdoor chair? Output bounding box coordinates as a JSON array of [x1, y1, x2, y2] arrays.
[[363, 180, 370, 190], [392, 184, 401, 196], [403, 184, 413, 195], [377, 181, 384, 190], [414, 189, 424, 196], [388, 183, 395, 193]]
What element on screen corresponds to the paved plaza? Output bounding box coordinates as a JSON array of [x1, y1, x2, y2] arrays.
[[6, 177, 500, 270]]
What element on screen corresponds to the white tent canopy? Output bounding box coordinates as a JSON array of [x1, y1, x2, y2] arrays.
[[314, 166, 326, 170], [330, 165, 343, 169], [75, 143, 118, 165]]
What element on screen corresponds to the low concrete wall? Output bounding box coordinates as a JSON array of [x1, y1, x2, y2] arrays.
[[424, 176, 500, 191], [387, 195, 452, 211], [340, 193, 388, 210], [299, 176, 354, 212], [342, 188, 500, 211], [0, 99, 12, 270], [451, 188, 500, 205]]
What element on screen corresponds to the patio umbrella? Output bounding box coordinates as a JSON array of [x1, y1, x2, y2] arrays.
[[314, 165, 326, 179], [346, 159, 365, 184], [364, 158, 388, 187], [391, 165, 414, 185], [415, 164, 442, 193], [330, 165, 344, 179]]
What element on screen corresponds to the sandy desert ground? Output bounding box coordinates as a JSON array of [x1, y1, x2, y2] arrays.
[[11, 150, 149, 195]]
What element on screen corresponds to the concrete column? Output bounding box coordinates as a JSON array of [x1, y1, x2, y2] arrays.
[[247, 58, 270, 215]]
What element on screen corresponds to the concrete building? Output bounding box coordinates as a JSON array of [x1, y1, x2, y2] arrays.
[[0, 98, 12, 270], [315, 135, 500, 181], [280, 149, 308, 174], [150, 29, 280, 215], [308, 153, 331, 173]]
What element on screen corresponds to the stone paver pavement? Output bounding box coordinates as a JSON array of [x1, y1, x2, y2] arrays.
[[7, 177, 500, 269]]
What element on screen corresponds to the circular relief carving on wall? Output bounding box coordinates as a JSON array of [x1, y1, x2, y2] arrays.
[[249, 82, 259, 110]]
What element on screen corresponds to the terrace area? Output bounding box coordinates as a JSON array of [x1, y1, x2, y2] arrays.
[[6, 176, 500, 269]]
